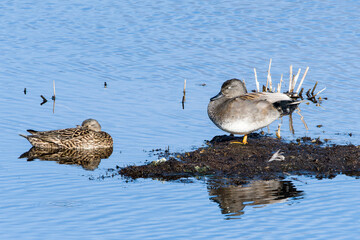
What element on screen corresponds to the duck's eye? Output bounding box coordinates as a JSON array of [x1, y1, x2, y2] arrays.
[[227, 86, 232, 89]]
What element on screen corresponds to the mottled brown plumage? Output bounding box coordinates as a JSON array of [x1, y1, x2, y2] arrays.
[[20, 119, 113, 149], [19, 147, 113, 170]]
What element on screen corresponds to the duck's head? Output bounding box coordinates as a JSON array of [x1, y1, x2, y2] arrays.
[[210, 79, 247, 101], [82, 119, 101, 132]]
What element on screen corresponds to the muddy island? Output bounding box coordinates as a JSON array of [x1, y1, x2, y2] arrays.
[[119, 134, 359, 181]]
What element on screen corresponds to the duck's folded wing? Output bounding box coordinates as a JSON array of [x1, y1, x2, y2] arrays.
[[228, 97, 280, 120], [240, 92, 291, 103], [34, 128, 91, 144]]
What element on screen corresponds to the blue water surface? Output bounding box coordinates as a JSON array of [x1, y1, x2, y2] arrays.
[[0, 0, 359, 239]]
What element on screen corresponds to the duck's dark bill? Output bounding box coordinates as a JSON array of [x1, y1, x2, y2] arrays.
[[210, 92, 223, 101]]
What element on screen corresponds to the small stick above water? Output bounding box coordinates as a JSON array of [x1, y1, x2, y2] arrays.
[[311, 81, 318, 96], [182, 79, 186, 109], [277, 74, 283, 93], [52, 80, 56, 100], [289, 65, 293, 92], [183, 79, 186, 95], [254, 68, 259, 92], [297, 108, 308, 130], [299, 88, 304, 98], [296, 66, 309, 93], [40, 95, 47, 105], [267, 58, 272, 92], [52, 80, 56, 113], [291, 68, 301, 92], [289, 112, 295, 134], [313, 87, 326, 97]]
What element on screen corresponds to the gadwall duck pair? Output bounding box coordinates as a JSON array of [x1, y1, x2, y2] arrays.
[[20, 119, 113, 149], [21, 79, 300, 149], [208, 79, 300, 144]]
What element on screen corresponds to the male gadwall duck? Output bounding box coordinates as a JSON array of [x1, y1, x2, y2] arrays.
[[208, 79, 300, 144], [20, 119, 113, 149]]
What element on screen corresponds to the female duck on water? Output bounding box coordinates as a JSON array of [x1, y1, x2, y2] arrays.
[[20, 119, 113, 149]]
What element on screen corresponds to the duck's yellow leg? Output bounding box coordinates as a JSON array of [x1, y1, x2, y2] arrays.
[[242, 135, 248, 144], [230, 135, 248, 145], [276, 124, 281, 139]]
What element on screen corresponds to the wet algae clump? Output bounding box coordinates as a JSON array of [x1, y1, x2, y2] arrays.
[[119, 134, 360, 180]]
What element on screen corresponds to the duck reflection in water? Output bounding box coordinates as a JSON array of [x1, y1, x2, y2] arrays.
[[19, 147, 113, 171], [207, 179, 303, 219]]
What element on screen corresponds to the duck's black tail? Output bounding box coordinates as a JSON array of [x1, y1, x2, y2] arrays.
[[273, 100, 301, 116]]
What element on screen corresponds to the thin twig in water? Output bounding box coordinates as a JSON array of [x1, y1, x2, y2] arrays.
[[183, 79, 186, 95], [292, 68, 301, 92], [289, 112, 294, 134], [52, 80, 56, 100], [313, 87, 326, 97], [311, 81, 318, 96], [277, 74, 283, 93], [296, 66, 309, 93], [40, 95, 47, 105], [254, 68, 259, 92], [289, 65, 293, 92], [297, 108, 308, 130], [299, 88, 304, 98], [182, 79, 186, 109], [267, 58, 272, 92]]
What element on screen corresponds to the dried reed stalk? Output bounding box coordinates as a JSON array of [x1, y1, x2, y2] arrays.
[[254, 68, 259, 92], [267, 58, 272, 92], [289, 113, 295, 134], [182, 79, 186, 109], [296, 66, 309, 93], [313, 87, 326, 97], [291, 68, 301, 92], [311, 81, 318, 96], [289, 65, 293, 92], [277, 74, 283, 93], [297, 108, 308, 130], [53, 80, 56, 100]]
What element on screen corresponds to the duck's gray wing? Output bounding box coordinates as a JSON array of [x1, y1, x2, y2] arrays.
[[239, 93, 299, 116], [241, 92, 291, 102], [224, 96, 280, 121]]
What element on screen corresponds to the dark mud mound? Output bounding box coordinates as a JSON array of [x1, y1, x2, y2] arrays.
[[120, 134, 360, 180]]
